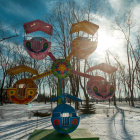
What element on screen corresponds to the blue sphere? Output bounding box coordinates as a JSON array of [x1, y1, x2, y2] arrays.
[[51, 104, 80, 134]]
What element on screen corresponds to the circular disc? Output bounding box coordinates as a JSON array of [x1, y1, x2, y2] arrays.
[[7, 79, 37, 104], [51, 104, 80, 134], [51, 59, 72, 79]]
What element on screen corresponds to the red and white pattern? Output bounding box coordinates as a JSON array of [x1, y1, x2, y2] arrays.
[[23, 20, 53, 35]]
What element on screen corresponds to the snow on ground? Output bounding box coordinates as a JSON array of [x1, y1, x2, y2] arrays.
[[0, 102, 140, 140]]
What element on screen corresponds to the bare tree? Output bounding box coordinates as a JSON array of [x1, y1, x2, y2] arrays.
[[105, 10, 140, 106], [44, 1, 87, 109], [0, 41, 15, 105]]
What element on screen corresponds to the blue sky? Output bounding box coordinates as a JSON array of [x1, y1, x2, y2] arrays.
[[0, 0, 52, 24], [0, 0, 140, 97], [0, 0, 140, 70], [0, 0, 138, 28], [0, 0, 140, 65]]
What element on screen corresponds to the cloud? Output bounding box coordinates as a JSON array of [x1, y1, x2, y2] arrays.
[[44, 0, 59, 11], [108, 0, 140, 16], [0, 41, 28, 57], [93, 13, 115, 30], [108, 0, 123, 12], [0, 1, 34, 19], [133, 4, 140, 26], [73, 0, 86, 6], [88, 0, 140, 68], [0, 23, 20, 37], [89, 13, 127, 66]]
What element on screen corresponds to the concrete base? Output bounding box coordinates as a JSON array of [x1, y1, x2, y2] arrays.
[[28, 128, 99, 140]]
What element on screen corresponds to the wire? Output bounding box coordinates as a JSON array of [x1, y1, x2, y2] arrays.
[[0, 34, 18, 42]]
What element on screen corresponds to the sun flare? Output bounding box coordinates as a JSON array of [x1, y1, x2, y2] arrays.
[[98, 30, 115, 51], [97, 29, 124, 53]]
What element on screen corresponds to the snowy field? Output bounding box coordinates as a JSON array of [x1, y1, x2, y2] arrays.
[[0, 102, 140, 140]]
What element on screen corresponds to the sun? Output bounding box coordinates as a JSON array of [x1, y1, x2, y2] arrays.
[[97, 29, 124, 53], [90, 29, 125, 61], [97, 30, 116, 52]]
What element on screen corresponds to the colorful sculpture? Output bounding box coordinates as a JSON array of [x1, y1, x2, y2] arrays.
[[86, 63, 117, 100], [87, 76, 116, 100], [86, 63, 117, 74], [70, 20, 99, 59], [6, 19, 117, 134], [23, 19, 53, 35], [51, 104, 80, 134], [71, 37, 97, 59], [24, 37, 51, 60], [6, 65, 38, 75], [7, 79, 37, 104], [70, 20, 99, 35], [24, 20, 53, 60], [51, 59, 72, 79], [50, 77, 81, 133], [6, 65, 53, 104]]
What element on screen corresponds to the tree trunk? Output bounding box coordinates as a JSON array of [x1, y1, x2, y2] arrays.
[[130, 91, 135, 106], [0, 73, 6, 105], [113, 95, 116, 106]]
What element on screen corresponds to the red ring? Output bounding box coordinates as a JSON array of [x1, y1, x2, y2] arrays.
[[54, 119, 59, 125], [72, 119, 78, 125]]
